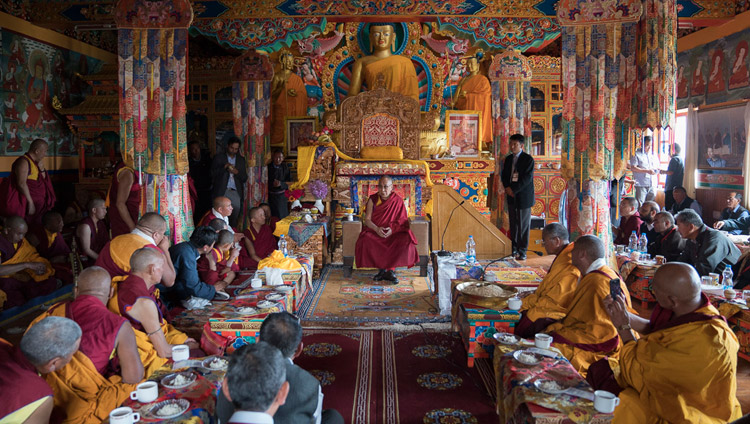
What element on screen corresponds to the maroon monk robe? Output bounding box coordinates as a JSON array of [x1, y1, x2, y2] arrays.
[[0, 154, 56, 226], [355, 192, 418, 270], [199, 209, 224, 227], [107, 162, 141, 238], [614, 212, 643, 245], [31, 228, 73, 286], [239, 225, 276, 269], [0, 236, 58, 310], [0, 338, 54, 419], [75, 216, 110, 264], [117, 274, 168, 333]]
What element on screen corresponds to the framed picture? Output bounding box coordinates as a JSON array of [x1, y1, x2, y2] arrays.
[[284, 116, 317, 158], [446, 110, 481, 158], [531, 118, 546, 156], [697, 104, 747, 169]]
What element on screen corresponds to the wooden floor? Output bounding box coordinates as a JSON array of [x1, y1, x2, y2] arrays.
[[518, 254, 750, 415]]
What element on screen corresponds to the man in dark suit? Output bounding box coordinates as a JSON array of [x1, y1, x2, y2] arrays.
[[216, 312, 344, 424], [211, 137, 248, 227], [501, 134, 535, 260], [188, 140, 213, 225], [647, 211, 685, 262]]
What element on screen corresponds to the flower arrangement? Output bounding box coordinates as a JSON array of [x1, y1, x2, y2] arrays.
[[285, 188, 305, 210], [308, 179, 328, 200]]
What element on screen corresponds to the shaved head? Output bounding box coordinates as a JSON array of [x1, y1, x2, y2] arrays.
[[137, 212, 167, 232], [250, 207, 264, 219], [208, 218, 227, 232], [76, 266, 111, 303], [87, 198, 105, 211], [129, 247, 164, 273], [214, 196, 232, 209], [379, 175, 393, 185], [4, 215, 27, 231], [652, 263, 701, 303], [42, 211, 63, 232], [29, 138, 48, 153]]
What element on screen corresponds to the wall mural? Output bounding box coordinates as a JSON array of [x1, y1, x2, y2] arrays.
[[0, 28, 103, 156], [676, 27, 750, 109]]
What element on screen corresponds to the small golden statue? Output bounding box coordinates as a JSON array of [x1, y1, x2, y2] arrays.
[[270, 48, 309, 145], [452, 50, 492, 148]]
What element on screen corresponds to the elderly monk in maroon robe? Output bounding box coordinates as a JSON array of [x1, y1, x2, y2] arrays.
[[0, 317, 80, 423], [355, 176, 418, 284], [75, 198, 110, 265], [240, 207, 277, 269], [28, 211, 74, 285], [0, 216, 59, 310], [107, 160, 141, 237], [29, 267, 144, 424], [200, 196, 244, 243], [0, 139, 56, 226]]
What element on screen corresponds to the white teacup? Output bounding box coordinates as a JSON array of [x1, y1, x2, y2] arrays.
[[593, 390, 620, 413], [110, 406, 140, 424], [534, 333, 552, 349], [507, 297, 522, 310], [251, 278, 263, 289], [172, 344, 189, 362], [129, 381, 158, 403]]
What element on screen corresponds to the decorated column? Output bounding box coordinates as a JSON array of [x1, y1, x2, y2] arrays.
[[557, 0, 644, 243], [231, 51, 274, 228], [488, 50, 532, 230], [115, 0, 194, 241]]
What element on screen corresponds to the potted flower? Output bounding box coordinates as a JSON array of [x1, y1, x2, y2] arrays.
[[285, 188, 305, 211], [307, 179, 329, 213]]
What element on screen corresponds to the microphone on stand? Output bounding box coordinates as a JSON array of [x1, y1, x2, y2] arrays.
[[527, 250, 545, 257], [437, 200, 466, 257]]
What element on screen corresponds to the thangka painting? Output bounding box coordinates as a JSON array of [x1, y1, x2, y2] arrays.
[[0, 29, 103, 156], [696, 104, 746, 169], [677, 27, 750, 109]]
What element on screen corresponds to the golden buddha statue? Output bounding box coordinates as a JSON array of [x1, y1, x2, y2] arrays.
[[348, 23, 420, 102], [271, 49, 309, 146], [452, 53, 492, 148]]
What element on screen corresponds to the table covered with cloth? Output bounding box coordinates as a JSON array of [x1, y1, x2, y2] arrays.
[[616, 254, 659, 308], [708, 294, 750, 362], [493, 343, 612, 424]]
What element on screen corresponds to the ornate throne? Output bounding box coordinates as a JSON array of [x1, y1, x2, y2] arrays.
[[327, 81, 435, 276]]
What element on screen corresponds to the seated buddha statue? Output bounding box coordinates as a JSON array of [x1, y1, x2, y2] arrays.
[[348, 23, 420, 102]]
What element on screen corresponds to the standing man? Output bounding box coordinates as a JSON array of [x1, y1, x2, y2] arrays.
[[662, 144, 683, 211], [501, 134, 535, 260], [188, 140, 213, 225], [211, 137, 247, 227], [629, 135, 658, 206], [268, 149, 291, 219], [0, 139, 56, 226], [107, 159, 141, 238], [718, 192, 749, 235]]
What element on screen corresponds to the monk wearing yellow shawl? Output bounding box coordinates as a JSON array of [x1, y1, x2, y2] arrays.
[[514, 223, 580, 338], [544, 235, 633, 376], [348, 23, 419, 102], [0, 215, 58, 309], [29, 267, 143, 424], [588, 262, 742, 423], [108, 247, 195, 376]]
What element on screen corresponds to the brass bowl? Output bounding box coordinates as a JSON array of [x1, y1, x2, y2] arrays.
[[455, 280, 518, 306]]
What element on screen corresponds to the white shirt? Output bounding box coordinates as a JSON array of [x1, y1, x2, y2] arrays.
[[212, 208, 234, 234], [227, 410, 273, 424], [585, 257, 609, 275], [227, 154, 237, 190], [629, 150, 657, 187], [131, 228, 156, 246]]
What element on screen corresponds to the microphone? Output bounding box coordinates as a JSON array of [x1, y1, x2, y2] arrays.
[[528, 250, 545, 257], [480, 250, 544, 279], [437, 200, 466, 257]]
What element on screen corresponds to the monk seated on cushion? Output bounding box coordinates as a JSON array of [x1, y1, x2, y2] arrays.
[[29, 267, 144, 424], [0, 215, 59, 310], [198, 229, 240, 289], [543, 235, 634, 376], [75, 198, 110, 265], [0, 316, 80, 423], [588, 263, 743, 423], [108, 247, 196, 375], [96, 212, 176, 288], [240, 207, 276, 270], [514, 223, 580, 338], [28, 211, 74, 285], [355, 176, 418, 285]]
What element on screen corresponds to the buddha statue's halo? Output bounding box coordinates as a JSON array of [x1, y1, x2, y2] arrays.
[[357, 22, 409, 56]]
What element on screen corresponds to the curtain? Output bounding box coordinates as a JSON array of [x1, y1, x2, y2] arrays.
[[744, 102, 750, 205], [685, 104, 699, 197]]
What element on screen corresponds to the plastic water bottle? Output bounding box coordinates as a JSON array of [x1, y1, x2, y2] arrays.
[[637, 233, 648, 253], [278, 234, 288, 257], [466, 235, 477, 264], [628, 231, 638, 252], [722, 267, 734, 289]]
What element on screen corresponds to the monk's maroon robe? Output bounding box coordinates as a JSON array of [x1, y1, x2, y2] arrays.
[[355, 193, 418, 270]]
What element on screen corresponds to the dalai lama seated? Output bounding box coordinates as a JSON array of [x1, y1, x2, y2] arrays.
[[0, 215, 59, 310], [0, 316, 80, 423], [355, 176, 418, 284], [29, 267, 144, 423], [240, 207, 276, 269], [588, 263, 742, 423]]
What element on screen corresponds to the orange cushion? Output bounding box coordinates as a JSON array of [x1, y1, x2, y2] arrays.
[[359, 146, 403, 160]]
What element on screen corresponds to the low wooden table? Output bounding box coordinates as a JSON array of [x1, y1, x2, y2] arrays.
[[454, 301, 521, 367]]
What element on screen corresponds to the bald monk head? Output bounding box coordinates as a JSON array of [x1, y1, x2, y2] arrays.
[[571, 235, 605, 274], [75, 266, 112, 305], [651, 262, 703, 316], [42, 211, 64, 234], [129, 247, 165, 287], [87, 198, 107, 221], [136, 213, 167, 245], [2, 215, 29, 244], [213, 197, 233, 218], [208, 218, 227, 232], [377, 176, 394, 201], [249, 207, 265, 227], [28, 138, 49, 162], [259, 203, 272, 224]]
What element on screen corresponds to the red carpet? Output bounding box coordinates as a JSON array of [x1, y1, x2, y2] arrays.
[[297, 329, 496, 423]]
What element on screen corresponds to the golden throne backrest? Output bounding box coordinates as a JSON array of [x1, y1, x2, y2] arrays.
[[326, 86, 422, 160]]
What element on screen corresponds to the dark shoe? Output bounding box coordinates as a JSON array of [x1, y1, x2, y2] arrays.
[[516, 253, 527, 260], [385, 270, 399, 284], [373, 269, 386, 281]]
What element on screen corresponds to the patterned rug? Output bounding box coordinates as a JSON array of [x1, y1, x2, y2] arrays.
[[298, 265, 448, 325], [296, 329, 497, 424]]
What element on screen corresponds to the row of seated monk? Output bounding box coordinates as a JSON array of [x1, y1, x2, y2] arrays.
[[613, 198, 749, 289], [512, 223, 743, 423], [0, 260, 343, 423]]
